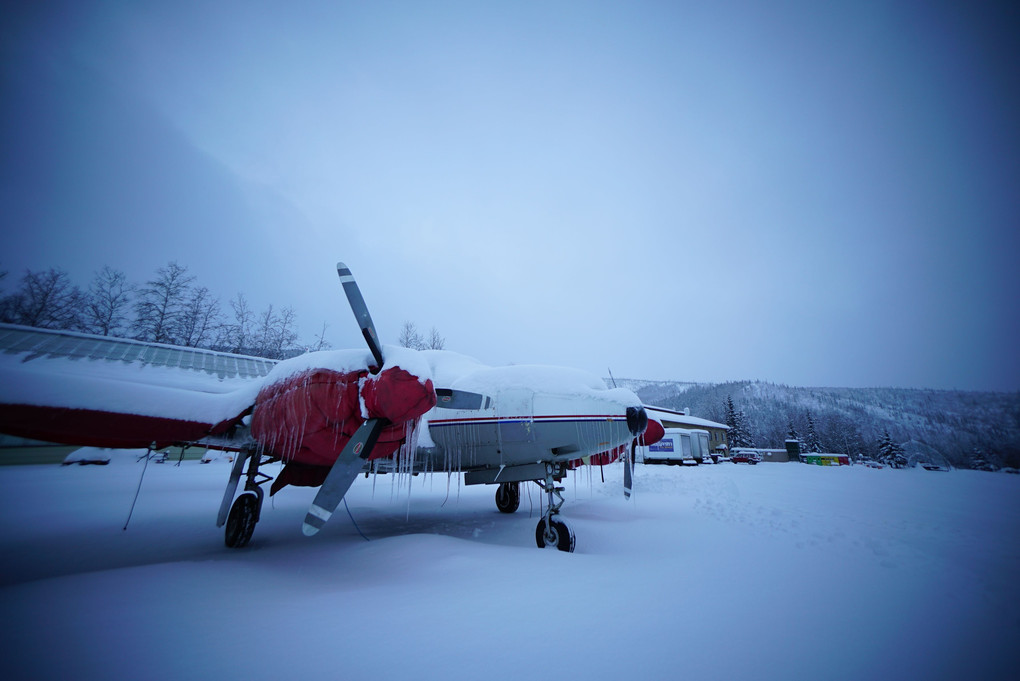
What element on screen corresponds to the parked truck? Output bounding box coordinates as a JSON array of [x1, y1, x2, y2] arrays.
[[643, 428, 711, 465]]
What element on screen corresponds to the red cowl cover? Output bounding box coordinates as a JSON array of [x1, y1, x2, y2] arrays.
[[250, 366, 435, 490]]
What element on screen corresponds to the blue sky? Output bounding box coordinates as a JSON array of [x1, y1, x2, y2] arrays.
[[2, 1, 1018, 390]]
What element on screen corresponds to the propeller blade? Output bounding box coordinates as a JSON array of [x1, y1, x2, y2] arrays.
[[623, 406, 645, 500], [337, 262, 384, 369], [624, 440, 633, 499], [302, 418, 386, 536], [434, 388, 492, 410]]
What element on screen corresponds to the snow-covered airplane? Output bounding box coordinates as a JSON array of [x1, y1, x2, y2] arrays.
[[0, 263, 661, 552]]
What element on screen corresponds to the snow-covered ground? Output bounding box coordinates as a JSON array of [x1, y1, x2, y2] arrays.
[[1, 456, 1017, 681]]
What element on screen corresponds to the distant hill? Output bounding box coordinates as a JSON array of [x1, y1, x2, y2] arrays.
[[623, 379, 1020, 470]]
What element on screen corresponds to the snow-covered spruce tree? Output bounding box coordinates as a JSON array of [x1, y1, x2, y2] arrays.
[[805, 412, 823, 453], [724, 396, 753, 448], [969, 447, 998, 472], [725, 396, 738, 433], [878, 430, 908, 468], [787, 420, 802, 444], [736, 410, 754, 447], [877, 430, 893, 465]]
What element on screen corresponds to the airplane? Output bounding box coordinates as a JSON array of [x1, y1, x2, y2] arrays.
[[0, 263, 663, 552]]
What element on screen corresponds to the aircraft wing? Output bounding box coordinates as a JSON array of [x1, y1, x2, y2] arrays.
[[0, 323, 271, 449]]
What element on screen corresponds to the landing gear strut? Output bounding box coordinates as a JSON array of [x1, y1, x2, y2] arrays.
[[535, 463, 575, 552], [217, 446, 275, 548]]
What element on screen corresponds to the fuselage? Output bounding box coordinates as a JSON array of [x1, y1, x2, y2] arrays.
[[412, 355, 645, 479]]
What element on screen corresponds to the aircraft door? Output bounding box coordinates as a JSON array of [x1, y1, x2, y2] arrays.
[[495, 388, 535, 446]]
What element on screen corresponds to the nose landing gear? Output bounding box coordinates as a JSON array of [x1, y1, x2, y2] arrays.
[[535, 463, 575, 552]]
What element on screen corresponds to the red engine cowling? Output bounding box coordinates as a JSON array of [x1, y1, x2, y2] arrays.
[[250, 366, 436, 491]]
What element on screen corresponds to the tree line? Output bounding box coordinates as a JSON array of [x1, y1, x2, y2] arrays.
[[0, 263, 329, 359], [652, 380, 1020, 471]]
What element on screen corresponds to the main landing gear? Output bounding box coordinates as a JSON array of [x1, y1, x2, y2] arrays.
[[217, 446, 276, 548], [535, 463, 575, 553], [495, 481, 520, 513]]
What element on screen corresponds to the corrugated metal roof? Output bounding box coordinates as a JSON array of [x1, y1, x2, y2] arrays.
[[0, 323, 277, 380], [645, 405, 728, 430]]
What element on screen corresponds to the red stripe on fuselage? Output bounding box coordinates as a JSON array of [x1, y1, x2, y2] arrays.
[[428, 415, 626, 426]]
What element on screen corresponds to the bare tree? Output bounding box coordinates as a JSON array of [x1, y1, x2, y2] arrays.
[[398, 321, 425, 350], [309, 321, 331, 352], [426, 326, 446, 350], [220, 293, 254, 353], [249, 303, 300, 359], [270, 306, 299, 358], [133, 262, 194, 344], [398, 321, 445, 351], [3, 268, 83, 329], [82, 266, 133, 336], [252, 304, 278, 357], [176, 286, 221, 348]]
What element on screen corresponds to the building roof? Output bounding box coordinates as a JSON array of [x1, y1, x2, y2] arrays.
[[0, 323, 277, 380], [646, 406, 728, 430]]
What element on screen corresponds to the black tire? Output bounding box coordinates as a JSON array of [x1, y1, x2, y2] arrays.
[[495, 482, 520, 513], [225, 492, 259, 548], [535, 517, 576, 552]]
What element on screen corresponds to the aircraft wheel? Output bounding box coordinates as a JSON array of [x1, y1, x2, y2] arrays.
[[535, 517, 575, 552], [495, 482, 520, 513], [225, 491, 259, 548]]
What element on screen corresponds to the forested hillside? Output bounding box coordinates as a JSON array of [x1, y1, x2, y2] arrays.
[[617, 379, 1020, 470]]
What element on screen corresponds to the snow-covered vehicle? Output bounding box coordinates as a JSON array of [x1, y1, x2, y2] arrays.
[[61, 447, 112, 465], [731, 449, 760, 465]]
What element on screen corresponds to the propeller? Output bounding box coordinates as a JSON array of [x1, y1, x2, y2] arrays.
[[624, 406, 648, 500], [302, 262, 494, 537], [301, 263, 390, 536]]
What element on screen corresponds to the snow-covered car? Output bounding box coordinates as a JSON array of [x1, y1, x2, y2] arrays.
[[863, 460, 884, 469], [62, 447, 112, 465], [731, 452, 760, 465]]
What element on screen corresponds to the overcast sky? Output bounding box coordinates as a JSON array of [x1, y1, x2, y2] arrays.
[[2, 1, 1018, 391]]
